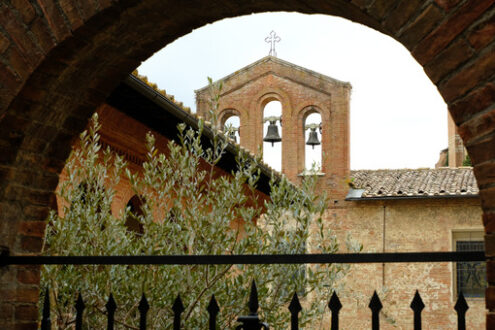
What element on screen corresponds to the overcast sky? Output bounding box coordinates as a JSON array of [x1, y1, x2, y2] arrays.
[[138, 12, 447, 170]]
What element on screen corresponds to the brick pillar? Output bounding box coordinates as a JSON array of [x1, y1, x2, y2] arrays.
[[448, 112, 466, 167]]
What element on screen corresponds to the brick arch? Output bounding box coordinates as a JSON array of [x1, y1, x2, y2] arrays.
[[218, 108, 241, 128], [1, 0, 495, 327], [298, 105, 324, 173]]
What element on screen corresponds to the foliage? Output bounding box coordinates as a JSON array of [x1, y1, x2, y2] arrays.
[[462, 154, 472, 166], [42, 102, 354, 328]]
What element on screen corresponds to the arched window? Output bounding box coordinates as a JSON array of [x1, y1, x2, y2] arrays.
[[223, 115, 240, 143], [304, 112, 322, 171], [263, 100, 282, 171], [125, 195, 145, 236]]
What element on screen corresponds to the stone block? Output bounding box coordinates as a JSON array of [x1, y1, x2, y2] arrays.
[[36, 0, 72, 41], [14, 305, 37, 321], [459, 109, 495, 144], [399, 4, 443, 50], [449, 83, 495, 125], [468, 10, 495, 50], [12, 0, 36, 24], [367, 0, 395, 21], [384, 0, 422, 32], [424, 38, 473, 83], [30, 18, 57, 55], [434, 0, 462, 12], [0, 32, 9, 54], [16, 266, 40, 285], [413, 0, 495, 64], [59, 0, 84, 30], [439, 46, 495, 103], [19, 235, 43, 253], [18, 221, 46, 238]]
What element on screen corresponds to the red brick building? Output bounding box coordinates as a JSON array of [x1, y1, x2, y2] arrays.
[[196, 56, 485, 328]]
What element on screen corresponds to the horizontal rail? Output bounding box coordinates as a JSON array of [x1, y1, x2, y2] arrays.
[[1, 251, 485, 266]]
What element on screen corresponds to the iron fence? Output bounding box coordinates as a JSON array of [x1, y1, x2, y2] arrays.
[[1, 251, 485, 330]]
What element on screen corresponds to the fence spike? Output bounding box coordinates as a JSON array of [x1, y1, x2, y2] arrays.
[[454, 292, 469, 330], [41, 288, 51, 330], [106, 293, 117, 330], [207, 294, 220, 330], [410, 290, 425, 330], [248, 280, 259, 314], [172, 294, 184, 330], [138, 293, 149, 330], [328, 291, 342, 330], [288, 292, 302, 330], [368, 291, 382, 330], [75, 292, 85, 330]]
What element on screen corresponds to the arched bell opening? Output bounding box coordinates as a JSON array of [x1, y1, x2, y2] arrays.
[[223, 115, 241, 143], [262, 100, 282, 171], [303, 110, 322, 172]]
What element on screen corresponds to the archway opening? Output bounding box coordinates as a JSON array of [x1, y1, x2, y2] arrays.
[[304, 112, 322, 171], [223, 115, 241, 143], [262, 100, 282, 171]]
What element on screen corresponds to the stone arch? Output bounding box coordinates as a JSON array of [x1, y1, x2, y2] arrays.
[[1, 1, 495, 327]]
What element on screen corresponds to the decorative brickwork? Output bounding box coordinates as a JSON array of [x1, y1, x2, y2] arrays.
[[1, 1, 495, 327], [196, 56, 351, 199]]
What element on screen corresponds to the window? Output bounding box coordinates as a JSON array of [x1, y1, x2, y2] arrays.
[[453, 231, 486, 298]]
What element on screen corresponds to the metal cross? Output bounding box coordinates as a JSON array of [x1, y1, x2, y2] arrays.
[[265, 31, 281, 57]]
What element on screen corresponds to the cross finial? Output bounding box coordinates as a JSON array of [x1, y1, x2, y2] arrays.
[[265, 31, 281, 57]]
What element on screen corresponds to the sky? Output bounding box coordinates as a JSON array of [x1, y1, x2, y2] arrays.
[[137, 12, 448, 170]]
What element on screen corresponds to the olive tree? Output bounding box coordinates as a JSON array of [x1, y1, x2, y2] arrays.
[[42, 109, 356, 328]]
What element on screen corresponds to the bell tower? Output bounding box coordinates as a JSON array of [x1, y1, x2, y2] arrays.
[[195, 56, 352, 198]]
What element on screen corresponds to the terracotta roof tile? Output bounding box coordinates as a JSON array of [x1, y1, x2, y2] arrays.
[[349, 168, 478, 198]]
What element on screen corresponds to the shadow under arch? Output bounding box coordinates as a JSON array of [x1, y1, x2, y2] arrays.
[[1, 1, 495, 327]]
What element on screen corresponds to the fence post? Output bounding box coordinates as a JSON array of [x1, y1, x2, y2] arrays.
[[368, 291, 382, 330], [138, 293, 149, 330], [235, 280, 269, 329], [106, 293, 117, 330], [75, 292, 85, 330], [410, 290, 425, 330], [288, 292, 302, 330], [207, 294, 220, 330], [172, 295, 184, 330], [454, 292, 469, 330], [328, 292, 342, 330]]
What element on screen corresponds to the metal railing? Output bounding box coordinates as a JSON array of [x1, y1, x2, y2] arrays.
[[1, 251, 485, 330]]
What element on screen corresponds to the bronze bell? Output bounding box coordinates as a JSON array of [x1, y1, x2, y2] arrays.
[[228, 131, 237, 142], [306, 127, 320, 149], [263, 120, 282, 146]]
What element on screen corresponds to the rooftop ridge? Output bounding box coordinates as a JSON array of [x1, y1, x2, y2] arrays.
[[194, 56, 351, 93]]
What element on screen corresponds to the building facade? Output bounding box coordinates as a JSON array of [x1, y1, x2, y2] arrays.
[[196, 56, 485, 329]]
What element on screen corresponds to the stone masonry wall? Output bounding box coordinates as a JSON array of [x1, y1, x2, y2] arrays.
[[326, 197, 484, 329]]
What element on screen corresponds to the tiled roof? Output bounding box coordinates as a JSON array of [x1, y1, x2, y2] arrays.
[[349, 168, 478, 199]]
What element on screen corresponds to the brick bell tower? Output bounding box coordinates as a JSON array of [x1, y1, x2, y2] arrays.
[[195, 56, 352, 199]]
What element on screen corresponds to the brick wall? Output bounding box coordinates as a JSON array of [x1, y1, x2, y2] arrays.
[[329, 198, 485, 329]]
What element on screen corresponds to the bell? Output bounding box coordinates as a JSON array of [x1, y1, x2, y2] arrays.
[[263, 120, 282, 146], [228, 130, 237, 142], [306, 127, 320, 149]]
